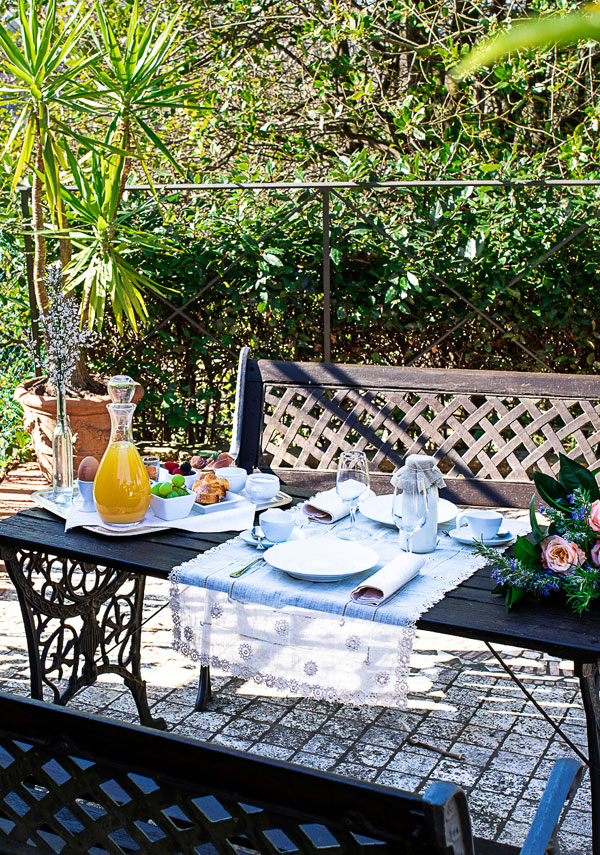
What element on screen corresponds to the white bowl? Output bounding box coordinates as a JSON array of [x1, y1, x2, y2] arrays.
[[150, 489, 196, 521], [245, 473, 280, 503], [217, 466, 248, 493]]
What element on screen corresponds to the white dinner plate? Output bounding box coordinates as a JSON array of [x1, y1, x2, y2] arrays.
[[264, 536, 378, 582], [191, 491, 246, 515], [358, 494, 458, 528], [447, 528, 515, 547]]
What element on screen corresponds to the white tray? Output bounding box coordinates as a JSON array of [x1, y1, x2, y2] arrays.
[[241, 490, 293, 512], [33, 489, 172, 537]]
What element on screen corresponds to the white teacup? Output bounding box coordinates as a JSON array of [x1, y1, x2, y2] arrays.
[[455, 509, 502, 541], [246, 473, 280, 503], [219, 466, 248, 493], [260, 508, 295, 542]]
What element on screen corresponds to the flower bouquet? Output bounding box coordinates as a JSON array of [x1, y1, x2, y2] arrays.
[[473, 454, 600, 614]]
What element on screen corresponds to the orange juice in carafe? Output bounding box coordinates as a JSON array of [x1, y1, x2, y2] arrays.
[[94, 441, 150, 524], [93, 376, 150, 525]]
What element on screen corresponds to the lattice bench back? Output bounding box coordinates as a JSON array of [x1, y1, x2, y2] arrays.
[[0, 692, 473, 855], [235, 356, 600, 507]]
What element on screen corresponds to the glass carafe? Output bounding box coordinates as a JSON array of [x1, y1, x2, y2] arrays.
[[94, 377, 150, 525]]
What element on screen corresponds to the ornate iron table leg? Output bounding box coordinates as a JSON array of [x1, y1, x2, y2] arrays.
[[1, 546, 166, 730], [576, 660, 600, 855], [195, 665, 212, 712]]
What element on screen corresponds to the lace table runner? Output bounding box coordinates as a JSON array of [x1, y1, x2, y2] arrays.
[[170, 505, 528, 708]]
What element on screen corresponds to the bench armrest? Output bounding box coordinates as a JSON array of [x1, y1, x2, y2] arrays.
[[423, 780, 475, 855], [520, 758, 584, 855]]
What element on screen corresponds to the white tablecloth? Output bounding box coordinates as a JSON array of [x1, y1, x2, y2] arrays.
[[170, 502, 528, 708]]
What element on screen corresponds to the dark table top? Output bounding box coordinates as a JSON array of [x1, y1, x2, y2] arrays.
[[0, 507, 598, 664]]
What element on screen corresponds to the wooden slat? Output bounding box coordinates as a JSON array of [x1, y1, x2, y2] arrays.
[[250, 359, 600, 398]]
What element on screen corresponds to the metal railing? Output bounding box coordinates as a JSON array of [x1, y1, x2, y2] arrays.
[[18, 178, 600, 443]]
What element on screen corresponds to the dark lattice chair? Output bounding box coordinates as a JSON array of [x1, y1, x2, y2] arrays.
[[0, 693, 584, 855], [231, 348, 600, 507]]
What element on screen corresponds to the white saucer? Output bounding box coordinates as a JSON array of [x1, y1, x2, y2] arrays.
[[447, 528, 514, 547], [240, 529, 276, 548], [240, 526, 303, 548]]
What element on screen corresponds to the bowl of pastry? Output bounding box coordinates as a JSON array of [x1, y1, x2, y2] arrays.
[[191, 471, 245, 515]]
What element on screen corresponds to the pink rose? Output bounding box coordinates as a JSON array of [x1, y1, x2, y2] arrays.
[[540, 535, 586, 574], [591, 541, 600, 567], [589, 500, 600, 533]]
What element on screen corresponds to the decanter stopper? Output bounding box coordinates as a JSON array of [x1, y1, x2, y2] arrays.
[[107, 375, 136, 403]]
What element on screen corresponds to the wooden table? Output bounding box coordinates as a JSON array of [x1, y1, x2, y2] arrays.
[[1, 506, 599, 851]]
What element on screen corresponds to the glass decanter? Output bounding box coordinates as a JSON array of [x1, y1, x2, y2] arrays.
[[93, 376, 150, 525]]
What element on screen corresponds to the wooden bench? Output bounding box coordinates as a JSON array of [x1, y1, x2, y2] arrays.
[[231, 347, 600, 507], [0, 692, 583, 855]]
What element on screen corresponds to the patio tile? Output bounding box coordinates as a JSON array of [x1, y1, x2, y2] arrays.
[[211, 733, 253, 751], [291, 751, 335, 771], [449, 741, 494, 766], [332, 762, 377, 782], [343, 744, 394, 769], [262, 725, 310, 751], [359, 725, 405, 749], [303, 733, 353, 759], [186, 710, 231, 731], [251, 743, 295, 761], [560, 809, 593, 836], [557, 830, 593, 853], [430, 759, 482, 790], [386, 751, 438, 776], [488, 750, 539, 776], [497, 821, 529, 846], [321, 717, 367, 740], [375, 770, 424, 791], [477, 769, 528, 799], [279, 708, 330, 731], [219, 718, 272, 740], [246, 701, 289, 724]]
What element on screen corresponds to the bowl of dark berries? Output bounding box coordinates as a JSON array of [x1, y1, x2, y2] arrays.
[[159, 460, 198, 490]]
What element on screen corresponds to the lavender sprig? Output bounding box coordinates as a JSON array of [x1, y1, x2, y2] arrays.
[[32, 263, 95, 394], [472, 541, 562, 598]]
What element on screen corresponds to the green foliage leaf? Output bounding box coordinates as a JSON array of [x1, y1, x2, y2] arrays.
[[558, 453, 600, 501], [513, 536, 541, 568], [529, 495, 543, 544], [533, 470, 569, 512]]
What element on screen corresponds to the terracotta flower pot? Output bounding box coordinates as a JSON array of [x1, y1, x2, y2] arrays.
[[14, 377, 144, 483]]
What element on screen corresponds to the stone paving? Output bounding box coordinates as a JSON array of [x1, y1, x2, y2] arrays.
[[0, 464, 593, 853]]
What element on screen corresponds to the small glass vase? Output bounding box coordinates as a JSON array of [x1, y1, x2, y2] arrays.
[[53, 388, 74, 505]]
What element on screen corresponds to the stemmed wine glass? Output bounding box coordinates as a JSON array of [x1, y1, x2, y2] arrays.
[[336, 450, 371, 541], [392, 472, 428, 553]]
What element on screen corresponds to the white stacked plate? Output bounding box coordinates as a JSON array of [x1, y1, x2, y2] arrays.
[[358, 494, 458, 528]]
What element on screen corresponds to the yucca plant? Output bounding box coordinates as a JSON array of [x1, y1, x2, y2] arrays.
[[0, 0, 197, 386]]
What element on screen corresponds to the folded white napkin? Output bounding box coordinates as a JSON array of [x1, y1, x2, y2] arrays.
[[64, 499, 256, 535], [303, 487, 375, 524], [351, 553, 424, 605]]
